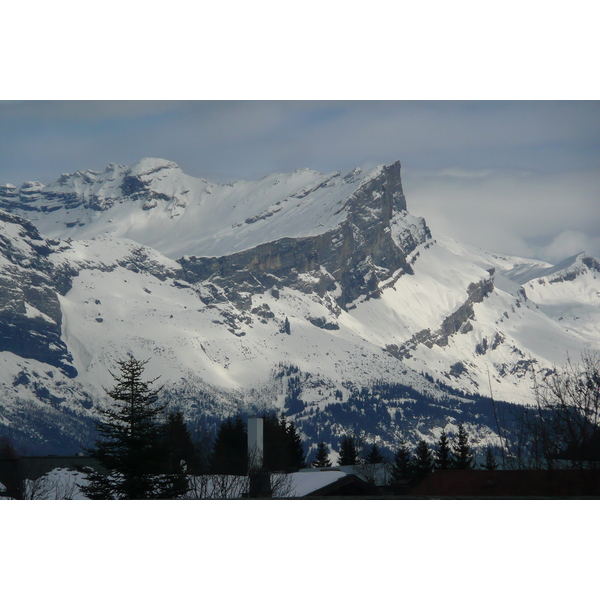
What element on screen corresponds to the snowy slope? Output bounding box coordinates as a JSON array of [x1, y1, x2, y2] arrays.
[[20, 211, 599, 405], [512, 253, 600, 340], [2, 159, 378, 259]]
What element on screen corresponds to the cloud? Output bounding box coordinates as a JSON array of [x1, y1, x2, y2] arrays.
[[536, 231, 600, 263], [403, 167, 600, 261]]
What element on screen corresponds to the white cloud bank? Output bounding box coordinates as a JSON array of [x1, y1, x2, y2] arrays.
[[403, 167, 600, 262]]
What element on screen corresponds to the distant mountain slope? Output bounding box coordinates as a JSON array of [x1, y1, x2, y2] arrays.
[[0, 158, 403, 259], [1, 159, 598, 455]]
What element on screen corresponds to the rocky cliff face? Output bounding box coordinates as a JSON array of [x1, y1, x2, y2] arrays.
[[0, 212, 77, 377], [0, 160, 180, 214], [180, 161, 430, 308]]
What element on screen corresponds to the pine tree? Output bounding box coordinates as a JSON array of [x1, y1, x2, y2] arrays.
[[262, 413, 306, 471], [483, 446, 499, 470], [80, 355, 186, 499], [164, 410, 197, 474], [365, 443, 384, 464], [391, 439, 412, 482], [413, 440, 434, 480], [210, 416, 247, 475], [263, 413, 288, 471], [0, 436, 18, 460], [189, 419, 214, 474], [434, 429, 452, 470], [312, 441, 332, 467], [286, 419, 306, 470], [338, 435, 359, 466], [452, 423, 475, 469]]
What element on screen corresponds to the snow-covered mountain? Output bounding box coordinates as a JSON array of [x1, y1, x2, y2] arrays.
[[0, 158, 396, 259], [1, 159, 598, 455]]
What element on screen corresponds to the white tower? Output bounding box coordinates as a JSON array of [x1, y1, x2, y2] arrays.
[[247, 417, 264, 471]]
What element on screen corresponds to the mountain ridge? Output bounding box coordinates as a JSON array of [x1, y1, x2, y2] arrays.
[[1, 158, 598, 455], [1, 159, 404, 260]]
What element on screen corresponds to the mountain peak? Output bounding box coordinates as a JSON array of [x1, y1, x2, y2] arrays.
[[538, 252, 600, 281], [128, 158, 181, 177]]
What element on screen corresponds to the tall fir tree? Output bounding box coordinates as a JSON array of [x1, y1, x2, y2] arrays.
[[188, 418, 214, 475], [482, 446, 499, 470], [312, 441, 332, 467], [338, 435, 359, 466], [0, 436, 18, 460], [263, 413, 289, 471], [434, 429, 452, 470], [452, 423, 475, 469], [163, 409, 197, 474], [262, 413, 306, 471], [413, 440, 434, 480], [391, 439, 413, 482], [80, 355, 187, 499], [365, 443, 384, 464], [286, 418, 307, 470], [210, 416, 247, 475]]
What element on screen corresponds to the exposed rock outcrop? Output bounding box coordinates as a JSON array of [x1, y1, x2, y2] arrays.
[[0, 212, 77, 376], [179, 161, 429, 308]]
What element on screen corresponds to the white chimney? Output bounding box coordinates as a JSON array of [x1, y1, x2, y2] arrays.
[[247, 417, 264, 471]]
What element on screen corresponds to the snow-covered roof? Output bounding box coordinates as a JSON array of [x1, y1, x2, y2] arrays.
[[288, 469, 348, 496]]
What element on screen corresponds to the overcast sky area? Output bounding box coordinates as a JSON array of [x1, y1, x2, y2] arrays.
[[1, 100, 598, 263]]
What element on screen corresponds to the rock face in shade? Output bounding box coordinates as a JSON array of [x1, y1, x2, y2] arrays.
[[180, 161, 429, 308], [0, 212, 77, 377]]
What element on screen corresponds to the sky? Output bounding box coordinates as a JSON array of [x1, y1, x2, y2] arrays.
[[2, 100, 598, 263]]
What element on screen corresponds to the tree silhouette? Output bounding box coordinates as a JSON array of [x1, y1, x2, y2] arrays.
[[452, 423, 475, 469], [338, 435, 359, 466], [413, 440, 434, 480], [80, 355, 187, 499], [312, 441, 332, 467], [0, 436, 18, 460], [391, 439, 413, 482], [285, 418, 307, 470], [483, 447, 498, 470], [434, 429, 452, 470], [210, 416, 247, 475], [164, 409, 197, 474], [365, 443, 384, 464]]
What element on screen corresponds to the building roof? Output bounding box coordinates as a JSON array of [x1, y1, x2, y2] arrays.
[[293, 468, 380, 497]]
